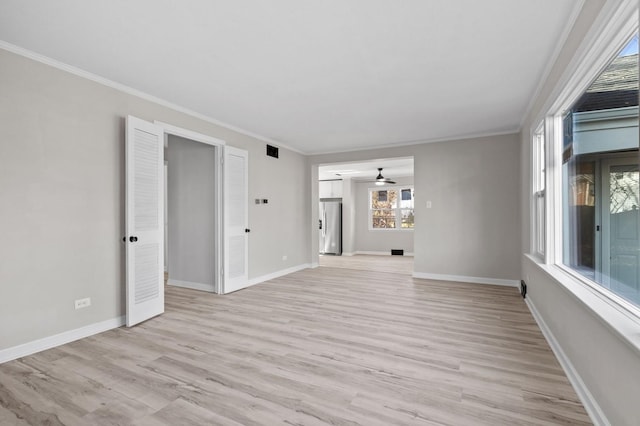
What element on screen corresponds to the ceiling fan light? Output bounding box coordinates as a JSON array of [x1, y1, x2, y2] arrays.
[[375, 181, 385, 186]]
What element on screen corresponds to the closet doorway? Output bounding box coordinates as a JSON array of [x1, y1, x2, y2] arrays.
[[125, 117, 248, 326], [165, 134, 219, 292], [157, 122, 225, 295]]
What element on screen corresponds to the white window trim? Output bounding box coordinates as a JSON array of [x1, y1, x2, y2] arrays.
[[368, 186, 415, 231], [533, 0, 640, 344], [531, 121, 546, 259]]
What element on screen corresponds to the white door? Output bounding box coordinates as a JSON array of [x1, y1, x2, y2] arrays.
[[601, 158, 640, 301], [125, 116, 164, 326], [223, 146, 249, 293]]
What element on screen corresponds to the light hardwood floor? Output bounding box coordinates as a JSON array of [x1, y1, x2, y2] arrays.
[[0, 263, 590, 425]]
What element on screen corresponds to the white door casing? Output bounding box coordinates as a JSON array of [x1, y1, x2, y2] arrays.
[[125, 115, 164, 326], [223, 146, 249, 293]]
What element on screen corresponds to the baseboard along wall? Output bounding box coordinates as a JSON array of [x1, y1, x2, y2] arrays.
[[0, 316, 125, 364], [412, 271, 520, 288]]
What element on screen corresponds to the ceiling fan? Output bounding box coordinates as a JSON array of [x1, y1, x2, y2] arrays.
[[373, 168, 395, 185]]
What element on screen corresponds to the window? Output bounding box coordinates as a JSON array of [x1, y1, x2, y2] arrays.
[[369, 187, 414, 229], [558, 33, 639, 308], [533, 122, 546, 257]]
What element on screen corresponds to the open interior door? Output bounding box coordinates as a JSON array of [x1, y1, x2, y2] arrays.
[[125, 115, 164, 326], [223, 146, 249, 293]]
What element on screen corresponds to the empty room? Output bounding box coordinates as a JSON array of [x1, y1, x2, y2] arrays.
[[0, 1, 638, 425]]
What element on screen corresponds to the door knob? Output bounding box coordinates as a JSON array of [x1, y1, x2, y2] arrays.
[[129, 236, 138, 242], [245, 228, 250, 233]]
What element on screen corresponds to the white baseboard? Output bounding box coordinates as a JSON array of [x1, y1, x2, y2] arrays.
[[355, 251, 415, 257], [168, 279, 214, 292], [0, 316, 125, 364], [412, 272, 519, 288], [525, 298, 608, 426], [342, 252, 355, 256], [310, 262, 319, 268], [248, 263, 311, 286]]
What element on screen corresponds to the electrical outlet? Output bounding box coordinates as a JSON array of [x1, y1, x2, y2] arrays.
[[282, 255, 287, 261], [426, 201, 432, 208], [75, 297, 91, 310]]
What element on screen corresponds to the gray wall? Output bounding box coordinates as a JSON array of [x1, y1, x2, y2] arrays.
[[519, 1, 640, 424], [0, 48, 310, 351], [353, 176, 415, 254], [167, 135, 216, 288], [309, 133, 522, 282], [341, 178, 357, 254]]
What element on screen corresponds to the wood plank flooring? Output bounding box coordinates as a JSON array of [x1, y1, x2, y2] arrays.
[[320, 254, 414, 275], [0, 260, 590, 425]]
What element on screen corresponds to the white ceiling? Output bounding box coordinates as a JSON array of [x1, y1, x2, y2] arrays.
[[0, 0, 581, 154], [319, 157, 413, 181]]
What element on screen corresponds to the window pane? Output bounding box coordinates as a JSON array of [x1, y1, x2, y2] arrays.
[[562, 34, 639, 307], [372, 210, 396, 228], [400, 189, 414, 208], [609, 166, 639, 213], [401, 209, 414, 228], [371, 189, 397, 209]]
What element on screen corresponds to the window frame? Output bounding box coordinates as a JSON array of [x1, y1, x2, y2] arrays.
[[537, 0, 640, 320], [368, 186, 415, 231], [532, 121, 546, 259]]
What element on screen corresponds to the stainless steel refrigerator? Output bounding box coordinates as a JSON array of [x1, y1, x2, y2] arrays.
[[319, 201, 342, 255]]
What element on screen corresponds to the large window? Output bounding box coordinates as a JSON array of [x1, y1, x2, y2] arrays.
[[369, 187, 414, 229], [560, 34, 639, 307]]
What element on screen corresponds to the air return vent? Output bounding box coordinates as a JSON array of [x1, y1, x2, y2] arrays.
[[266, 144, 279, 158]]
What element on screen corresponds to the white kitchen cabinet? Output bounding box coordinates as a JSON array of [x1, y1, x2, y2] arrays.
[[319, 180, 343, 199]]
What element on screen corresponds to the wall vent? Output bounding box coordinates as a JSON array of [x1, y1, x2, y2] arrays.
[[391, 249, 404, 256], [266, 144, 279, 158]]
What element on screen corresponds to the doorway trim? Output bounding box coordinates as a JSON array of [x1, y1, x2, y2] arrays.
[[154, 121, 225, 294]]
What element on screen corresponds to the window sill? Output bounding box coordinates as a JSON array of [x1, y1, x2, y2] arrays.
[[525, 254, 640, 356]]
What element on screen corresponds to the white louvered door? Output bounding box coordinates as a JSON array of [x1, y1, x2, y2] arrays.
[[125, 116, 164, 326], [223, 146, 249, 293]]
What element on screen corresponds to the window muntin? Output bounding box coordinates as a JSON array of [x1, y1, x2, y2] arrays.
[[370, 187, 414, 229], [560, 34, 639, 307]]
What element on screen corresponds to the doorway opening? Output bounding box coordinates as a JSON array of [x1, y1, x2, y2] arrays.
[[316, 157, 415, 271], [165, 134, 219, 293], [156, 121, 225, 295]]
